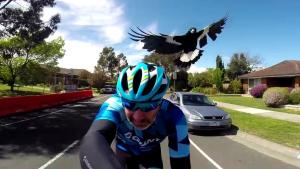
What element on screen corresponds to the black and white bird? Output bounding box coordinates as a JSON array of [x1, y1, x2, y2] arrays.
[[129, 17, 227, 69]]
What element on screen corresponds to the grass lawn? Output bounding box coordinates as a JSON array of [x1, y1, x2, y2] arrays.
[[0, 84, 52, 97], [210, 96, 300, 115], [223, 107, 300, 150]]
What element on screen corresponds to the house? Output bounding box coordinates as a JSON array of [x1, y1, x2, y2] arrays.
[[239, 60, 300, 93], [53, 68, 91, 91]]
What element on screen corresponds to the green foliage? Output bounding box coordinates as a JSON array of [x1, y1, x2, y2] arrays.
[[0, 0, 60, 45], [229, 79, 242, 94], [91, 70, 108, 90], [227, 53, 251, 80], [50, 84, 64, 93], [191, 87, 217, 95], [143, 53, 177, 73], [289, 88, 300, 104], [212, 68, 223, 92], [263, 87, 290, 107], [216, 55, 225, 81], [188, 70, 213, 88], [0, 37, 64, 91], [19, 61, 51, 85], [95, 47, 127, 80]]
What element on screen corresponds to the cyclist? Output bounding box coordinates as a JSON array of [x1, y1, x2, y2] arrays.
[[79, 62, 191, 169]]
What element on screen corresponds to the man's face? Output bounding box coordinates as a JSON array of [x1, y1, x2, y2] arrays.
[[124, 107, 160, 130]]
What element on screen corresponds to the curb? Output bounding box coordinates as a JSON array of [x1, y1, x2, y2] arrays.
[[226, 131, 300, 168]]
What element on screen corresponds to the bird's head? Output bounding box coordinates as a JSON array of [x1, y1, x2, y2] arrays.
[[188, 27, 197, 34]]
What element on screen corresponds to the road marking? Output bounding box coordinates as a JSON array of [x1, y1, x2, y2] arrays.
[[1, 110, 63, 127], [38, 140, 80, 169], [189, 139, 223, 169]]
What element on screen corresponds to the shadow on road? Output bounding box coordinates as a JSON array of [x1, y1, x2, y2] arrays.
[[0, 99, 101, 159], [188, 125, 239, 137]]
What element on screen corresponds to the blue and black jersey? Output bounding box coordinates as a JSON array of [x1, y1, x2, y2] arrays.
[[96, 95, 190, 157], [79, 95, 191, 169]]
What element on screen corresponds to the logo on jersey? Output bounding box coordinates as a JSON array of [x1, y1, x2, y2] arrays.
[[118, 132, 160, 147]]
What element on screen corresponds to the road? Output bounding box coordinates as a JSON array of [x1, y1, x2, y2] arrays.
[[0, 95, 299, 169]]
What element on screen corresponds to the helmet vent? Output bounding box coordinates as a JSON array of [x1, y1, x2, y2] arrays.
[[121, 73, 129, 91], [155, 84, 167, 95], [142, 75, 157, 95], [147, 64, 156, 72], [133, 69, 142, 93]]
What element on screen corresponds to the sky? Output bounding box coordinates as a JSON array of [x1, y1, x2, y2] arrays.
[[37, 0, 300, 72]]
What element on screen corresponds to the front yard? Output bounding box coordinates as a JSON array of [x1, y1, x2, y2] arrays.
[[210, 95, 300, 115], [223, 107, 300, 150], [0, 84, 51, 97]]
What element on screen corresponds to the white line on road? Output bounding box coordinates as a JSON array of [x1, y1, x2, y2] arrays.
[[1, 110, 63, 127], [38, 140, 80, 169], [190, 139, 223, 169]]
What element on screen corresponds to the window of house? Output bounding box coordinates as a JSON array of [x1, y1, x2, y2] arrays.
[[249, 78, 261, 88]]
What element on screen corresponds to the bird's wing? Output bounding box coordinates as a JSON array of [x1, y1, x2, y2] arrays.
[[129, 27, 184, 54], [174, 49, 204, 69], [197, 17, 227, 48]]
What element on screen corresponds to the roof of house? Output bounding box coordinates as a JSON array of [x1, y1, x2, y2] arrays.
[[239, 60, 300, 79], [58, 68, 90, 76]]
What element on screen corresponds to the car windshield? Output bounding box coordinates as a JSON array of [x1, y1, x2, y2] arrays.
[[182, 94, 215, 106]]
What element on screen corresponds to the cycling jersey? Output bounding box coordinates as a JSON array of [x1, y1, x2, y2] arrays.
[[96, 95, 190, 157], [80, 95, 191, 169]]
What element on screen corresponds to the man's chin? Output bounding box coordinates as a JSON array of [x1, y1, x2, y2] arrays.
[[133, 123, 151, 130]]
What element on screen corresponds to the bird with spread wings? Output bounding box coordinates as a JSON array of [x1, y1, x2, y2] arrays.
[[129, 17, 227, 69]]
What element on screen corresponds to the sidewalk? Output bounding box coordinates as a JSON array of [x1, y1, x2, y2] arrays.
[[215, 101, 300, 168], [216, 101, 300, 123]]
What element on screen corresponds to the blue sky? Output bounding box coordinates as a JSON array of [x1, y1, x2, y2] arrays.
[[40, 0, 300, 72]]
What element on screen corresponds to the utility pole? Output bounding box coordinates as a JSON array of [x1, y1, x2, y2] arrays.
[[173, 72, 177, 91]]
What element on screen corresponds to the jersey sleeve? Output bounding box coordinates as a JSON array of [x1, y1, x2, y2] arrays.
[[95, 95, 123, 125], [167, 104, 191, 169]]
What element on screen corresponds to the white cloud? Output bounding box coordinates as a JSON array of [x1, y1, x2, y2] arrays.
[[43, 0, 128, 71], [58, 39, 103, 72], [129, 41, 144, 50], [126, 52, 148, 65], [187, 65, 207, 73]]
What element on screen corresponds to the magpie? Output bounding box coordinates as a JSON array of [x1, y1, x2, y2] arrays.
[[129, 17, 227, 69]]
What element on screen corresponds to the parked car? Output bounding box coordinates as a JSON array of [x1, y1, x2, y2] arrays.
[[168, 92, 232, 131], [100, 85, 116, 94]]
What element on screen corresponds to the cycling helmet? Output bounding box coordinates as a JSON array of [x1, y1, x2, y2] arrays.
[[117, 62, 169, 102]]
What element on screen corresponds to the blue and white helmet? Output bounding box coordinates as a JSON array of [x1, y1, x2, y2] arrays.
[[116, 62, 169, 102]]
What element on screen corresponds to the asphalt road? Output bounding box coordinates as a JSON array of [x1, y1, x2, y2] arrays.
[[0, 95, 299, 169]]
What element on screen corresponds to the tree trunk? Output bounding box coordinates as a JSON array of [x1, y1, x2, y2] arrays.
[[9, 76, 16, 91]]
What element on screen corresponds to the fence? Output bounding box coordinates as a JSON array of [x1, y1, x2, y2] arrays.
[[0, 90, 93, 117]]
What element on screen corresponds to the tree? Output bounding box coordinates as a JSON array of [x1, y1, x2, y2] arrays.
[[91, 70, 108, 91], [0, 37, 64, 91], [0, 0, 14, 10], [227, 53, 252, 80], [0, 0, 60, 41], [143, 53, 180, 73], [212, 68, 223, 92], [18, 61, 51, 85], [0, 0, 61, 91], [188, 69, 214, 88], [79, 70, 92, 87], [216, 55, 225, 82], [95, 47, 128, 81], [117, 53, 128, 72]]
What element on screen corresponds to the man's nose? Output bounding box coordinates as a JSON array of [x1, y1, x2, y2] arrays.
[[132, 109, 145, 120]]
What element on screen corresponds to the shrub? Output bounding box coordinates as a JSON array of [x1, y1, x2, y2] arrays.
[[250, 84, 267, 98], [191, 87, 217, 95], [50, 84, 64, 93], [263, 87, 289, 107], [289, 88, 300, 104], [229, 80, 242, 94]]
